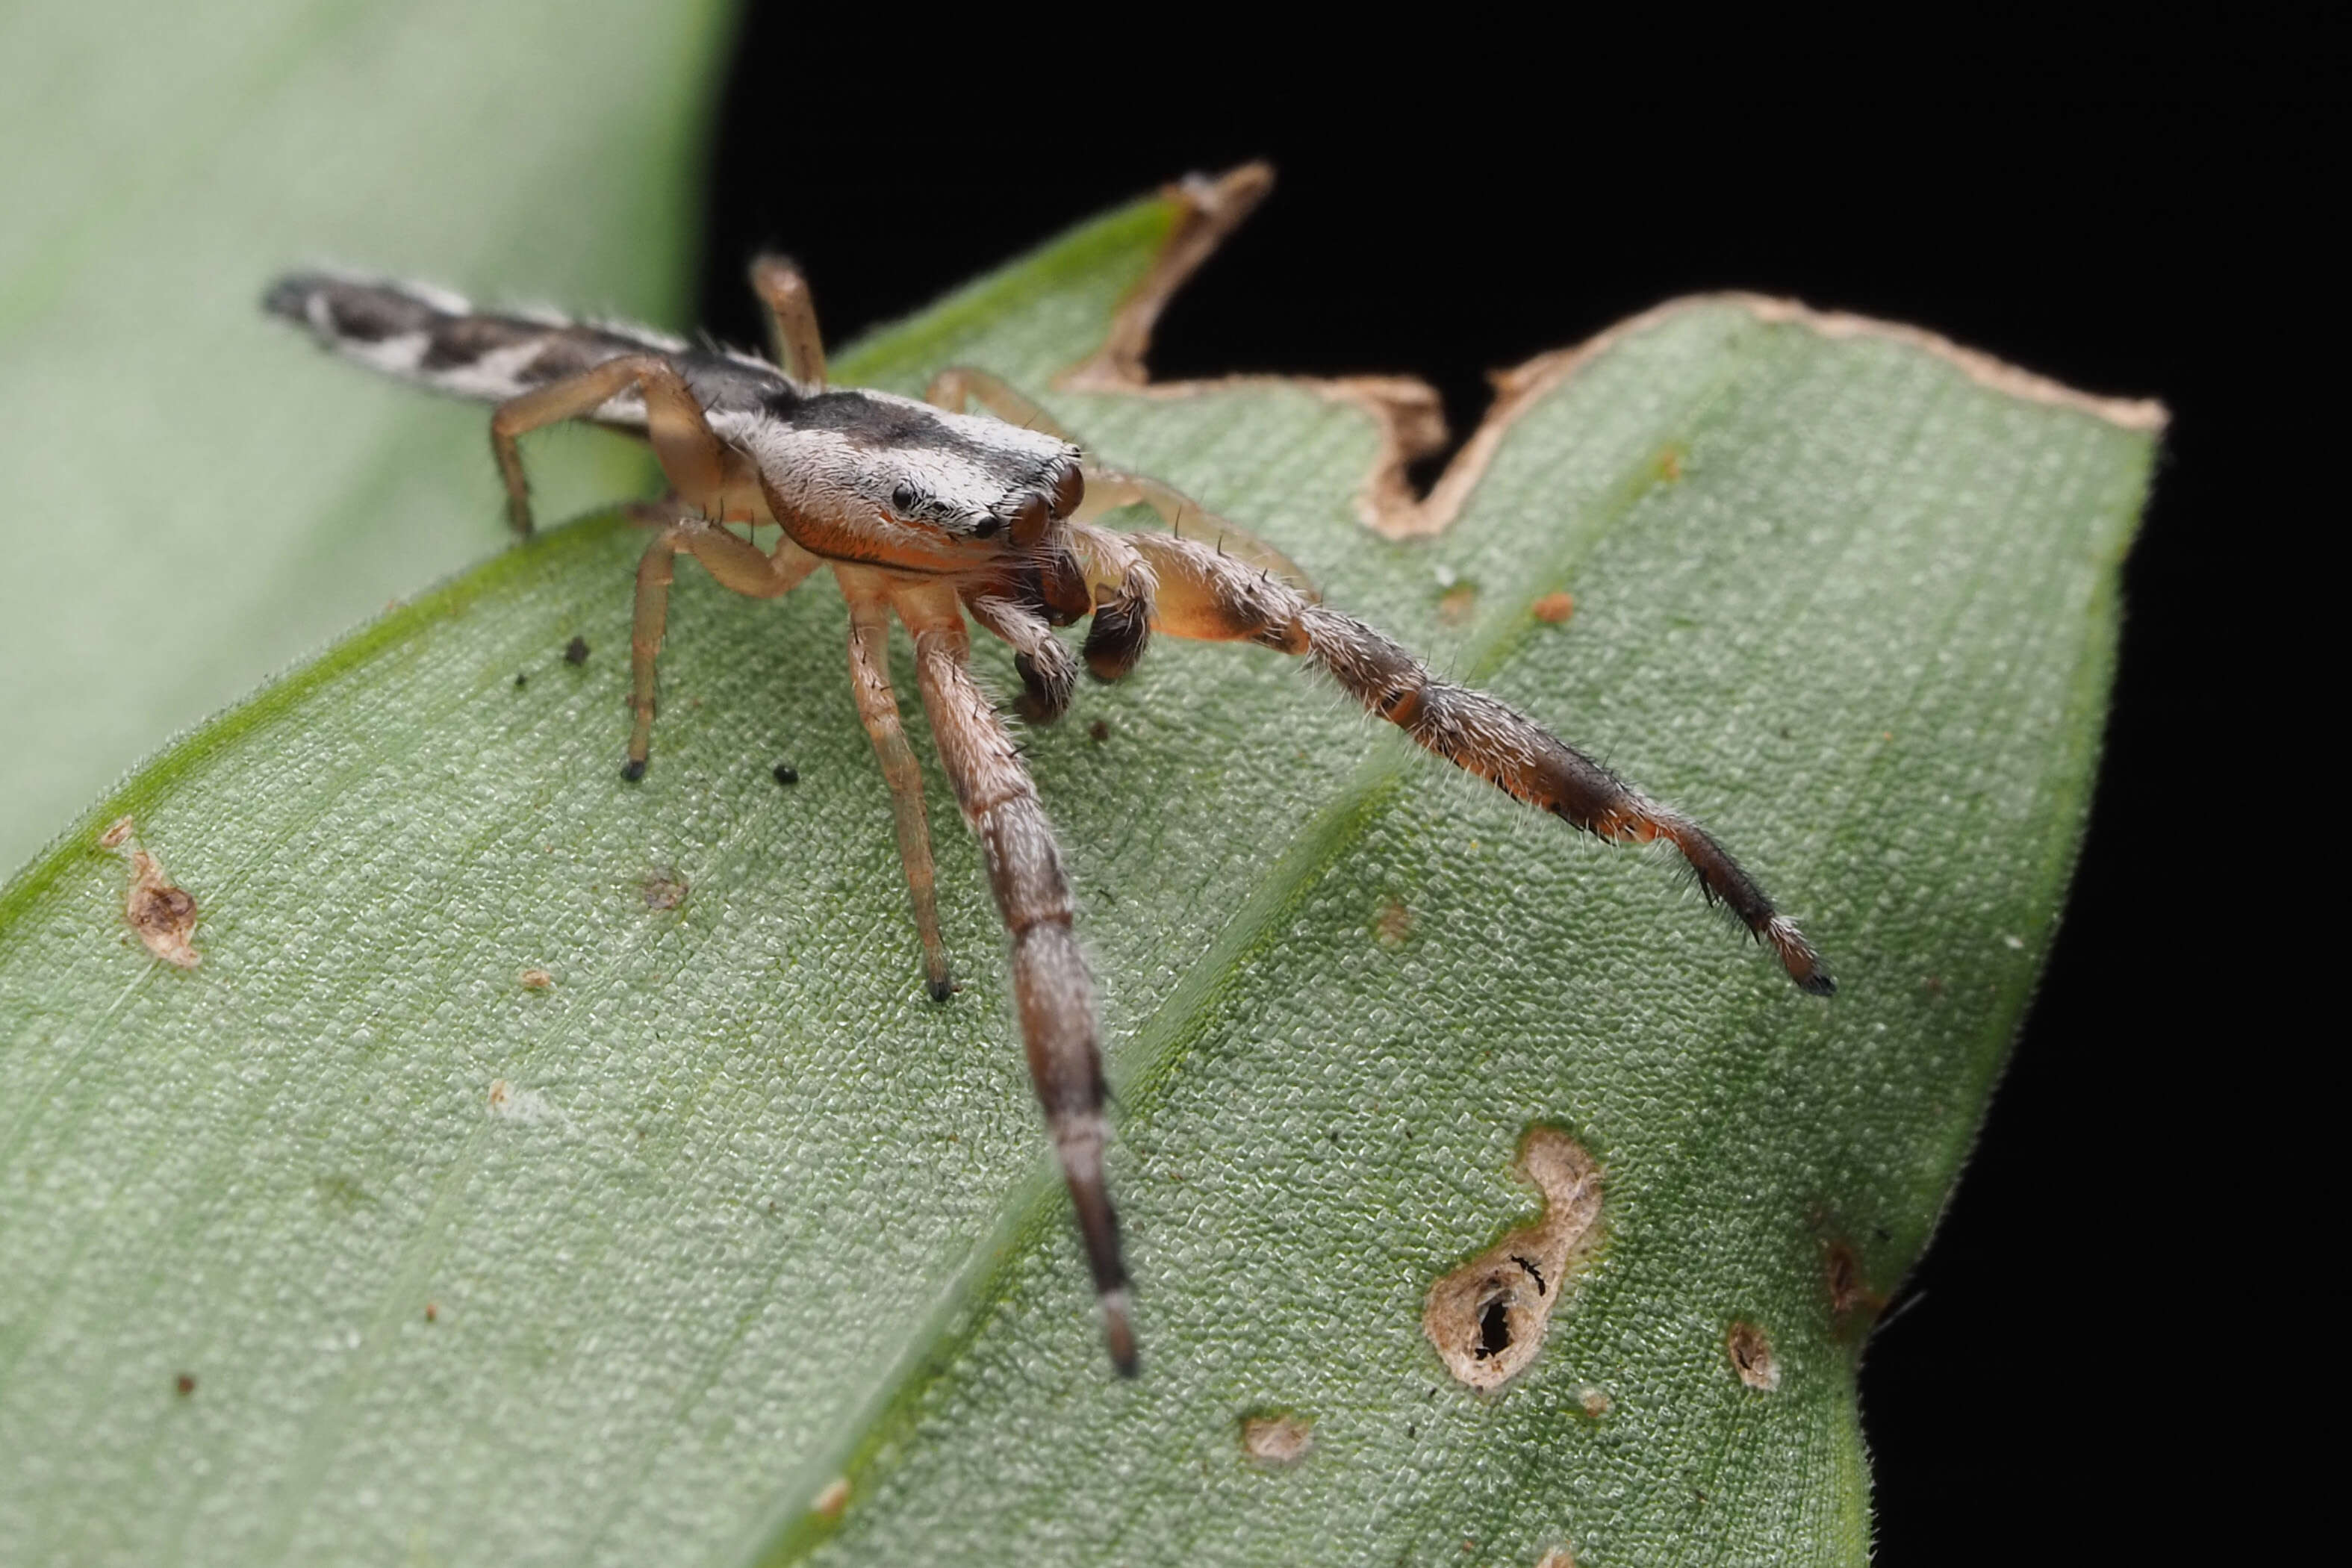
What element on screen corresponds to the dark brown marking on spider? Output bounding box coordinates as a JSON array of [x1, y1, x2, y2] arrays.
[[563, 635, 589, 665], [1080, 594, 1151, 682], [1726, 1320, 1781, 1391], [1425, 1128, 1601, 1391]]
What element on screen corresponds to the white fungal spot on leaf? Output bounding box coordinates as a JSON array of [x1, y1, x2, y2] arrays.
[[485, 1079, 556, 1124], [1239, 1411, 1314, 1467]]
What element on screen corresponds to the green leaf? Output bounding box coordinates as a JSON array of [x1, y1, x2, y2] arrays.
[[0, 0, 733, 878], [0, 178, 2156, 1564]]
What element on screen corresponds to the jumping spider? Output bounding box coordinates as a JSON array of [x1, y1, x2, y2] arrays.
[[265, 226, 1832, 1377]]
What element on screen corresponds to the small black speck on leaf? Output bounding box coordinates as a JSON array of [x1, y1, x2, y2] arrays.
[[563, 635, 589, 665], [773, 763, 799, 786], [513, 672, 528, 688], [1088, 719, 1110, 744]]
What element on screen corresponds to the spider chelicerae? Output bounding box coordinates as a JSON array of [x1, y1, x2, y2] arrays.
[[265, 174, 1831, 1376]]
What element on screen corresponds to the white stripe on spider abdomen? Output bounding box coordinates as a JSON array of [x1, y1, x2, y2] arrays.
[[261, 271, 786, 429]]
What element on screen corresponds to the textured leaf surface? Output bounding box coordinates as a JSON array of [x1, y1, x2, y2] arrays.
[[0, 0, 729, 877], [0, 186, 2154, 1566]]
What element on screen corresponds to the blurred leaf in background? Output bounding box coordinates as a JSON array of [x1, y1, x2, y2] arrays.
[[0, 0, 734, 876]]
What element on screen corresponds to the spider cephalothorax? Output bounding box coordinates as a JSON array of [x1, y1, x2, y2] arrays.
[[267, 198, 1830, 1377]]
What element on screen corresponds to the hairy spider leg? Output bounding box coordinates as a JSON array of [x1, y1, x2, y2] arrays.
[[489, 353, 728, 536], [626, 512, 823, 778], [749, 255, 827, 391], [837, 567, 956, 1001], [890, 577, 1137, 1375], [1073, 524, 1835, 995]]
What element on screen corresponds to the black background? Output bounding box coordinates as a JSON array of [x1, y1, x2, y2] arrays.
[[698, 19, 2312, 1558]]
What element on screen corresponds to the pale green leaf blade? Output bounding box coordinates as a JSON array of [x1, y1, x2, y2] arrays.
[[0, 182, 2153, 1567], [0, 0, 732, 877]]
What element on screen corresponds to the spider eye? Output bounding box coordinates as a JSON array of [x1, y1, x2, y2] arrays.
[[890, 480, 921, 515]]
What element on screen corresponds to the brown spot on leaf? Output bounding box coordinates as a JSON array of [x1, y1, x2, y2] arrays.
[[1437, 580, 1480, 626], [563, 635, 589, 665], [1578, 1386, 1611, 1419], [1656, 446, 1684, 482], [1726, 1320, 1781, 1391], [1535, 1549, 1577, 1568], [1239, 1411, 1313, 1467], [424, 1302, 438, 1323], [1823, 1238, 1888, 1343], [1424, 1127, 1602, 1391], [810, 1477, 850, 1521], [1087, 718, 1110, 744], [520, 968, 554, 991], [174, 1373, 196, 1396], [641, 868, 687, 910], [1373, 898, 1413, 948], [1531, 591, 1577, 625], [101, 820, 200, 968]]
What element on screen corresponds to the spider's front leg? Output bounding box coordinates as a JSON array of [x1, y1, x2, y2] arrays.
[[889, 577, 1137, 1375], [1073, 523, 1835, 995]]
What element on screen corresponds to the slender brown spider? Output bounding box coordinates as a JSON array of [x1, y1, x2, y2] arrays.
[[264, 217, 1830, 1377]]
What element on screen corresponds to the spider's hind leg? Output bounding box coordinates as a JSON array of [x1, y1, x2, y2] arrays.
[[624, 512, 821, 778], [1110, 527, 1834, 995], [489, 352, 724, 536]]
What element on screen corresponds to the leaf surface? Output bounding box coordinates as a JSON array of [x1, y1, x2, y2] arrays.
[[0, 0, 730, 876], [0, 181, 2156, 1566]]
